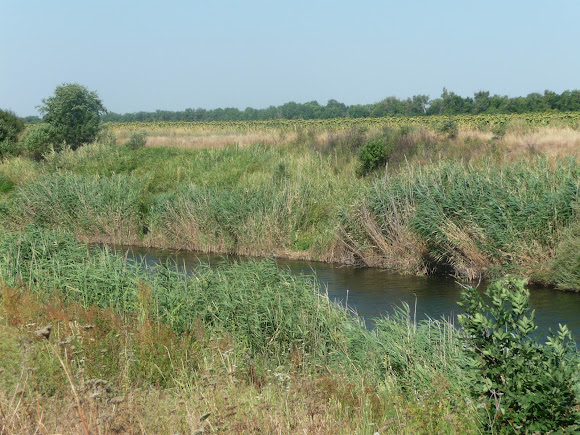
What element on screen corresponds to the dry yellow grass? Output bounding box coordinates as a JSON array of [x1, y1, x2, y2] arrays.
[[503, 126, 580, 158], [145, 131, 299, 149], [109, 122, 580, 164], [113, 126, 299, 150]]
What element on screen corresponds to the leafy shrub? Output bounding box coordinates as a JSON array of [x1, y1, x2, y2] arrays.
[[0, 140, 21, 159], [125, 131, 147, 149], [357, 136, 391, 175], [0, 109, 25, 143], [19, 124, 57, 159], [39, 83, 106, 150], [458, 276, 579, 433]]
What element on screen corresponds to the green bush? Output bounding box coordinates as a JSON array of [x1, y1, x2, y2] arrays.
[[357, 136, 391, 175], [39, 83, 106, 150], [125, 131, 147, 149], [0, 140, 21, 159], [458, 276, 579, 432], [0, 109, 25, 143], [19, 124, 57, 159]]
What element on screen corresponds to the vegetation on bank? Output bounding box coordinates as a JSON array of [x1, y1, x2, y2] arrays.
[[1, 120, 579, 289], [0, 228, 577, 433]]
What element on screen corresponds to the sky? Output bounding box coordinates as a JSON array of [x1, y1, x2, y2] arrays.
[[2, 0, 580, 117]]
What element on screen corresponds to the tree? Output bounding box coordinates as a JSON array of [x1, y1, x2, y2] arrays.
[[39, 83, 106, 150], [0, 109, 25, 143], [472, 91, 491, 114]]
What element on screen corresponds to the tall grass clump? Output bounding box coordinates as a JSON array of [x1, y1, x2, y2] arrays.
[[147, 175, 340, 258], [0, 227, 142, 310], [361, 157, 580, 279], [551, 212, 580, 290], [4, 173, 148, 243]]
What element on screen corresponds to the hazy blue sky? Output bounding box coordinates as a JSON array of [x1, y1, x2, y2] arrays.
[[2, 0, 579, 116]]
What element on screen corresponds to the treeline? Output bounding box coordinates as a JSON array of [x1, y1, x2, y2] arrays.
[[94, 88, 580, 123]]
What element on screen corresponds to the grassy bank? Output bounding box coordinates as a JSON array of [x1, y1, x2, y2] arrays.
[[0, 228, 478, 433], [1, 122, 580, 289], [1, 227, 578, 433]]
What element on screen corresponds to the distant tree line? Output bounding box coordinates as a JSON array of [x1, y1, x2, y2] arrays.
[[23, 88, 580, 123]]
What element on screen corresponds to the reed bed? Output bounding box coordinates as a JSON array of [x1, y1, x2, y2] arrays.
[[348, 157, 580, 281]]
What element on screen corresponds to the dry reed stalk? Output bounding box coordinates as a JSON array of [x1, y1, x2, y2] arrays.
[[439, 219, 491, 280], [47, 342, 90, 435], [348, 203, 426, 272]]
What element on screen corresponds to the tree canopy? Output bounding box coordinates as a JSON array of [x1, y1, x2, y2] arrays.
[[39, 83, 106, 149], [100, 88, 580, 123]]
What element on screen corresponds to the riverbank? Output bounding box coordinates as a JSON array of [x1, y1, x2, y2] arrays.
[[1, 122, 579, 289]]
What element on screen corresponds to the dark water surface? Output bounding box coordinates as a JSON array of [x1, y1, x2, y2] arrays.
[[114, 245, 580, 340]]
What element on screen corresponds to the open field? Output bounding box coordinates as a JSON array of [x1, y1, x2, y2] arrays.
[[108, 112, 580, 155]]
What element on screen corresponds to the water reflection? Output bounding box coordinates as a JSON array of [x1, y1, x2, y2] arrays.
[[112, 245, 580, 340]]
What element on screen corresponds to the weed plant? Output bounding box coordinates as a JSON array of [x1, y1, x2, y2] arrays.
[[459, 276, 579, 432]]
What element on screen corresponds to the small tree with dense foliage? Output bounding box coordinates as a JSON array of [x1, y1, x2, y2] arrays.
[[0, 109, 26, 159], [357, 137, 393, 176], [39, 83, 106, 150], [458, 276, 579, 433], [0, 109, 25, 143]]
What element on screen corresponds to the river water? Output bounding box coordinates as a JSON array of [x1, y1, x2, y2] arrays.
[[115, 245, 580, 340]]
